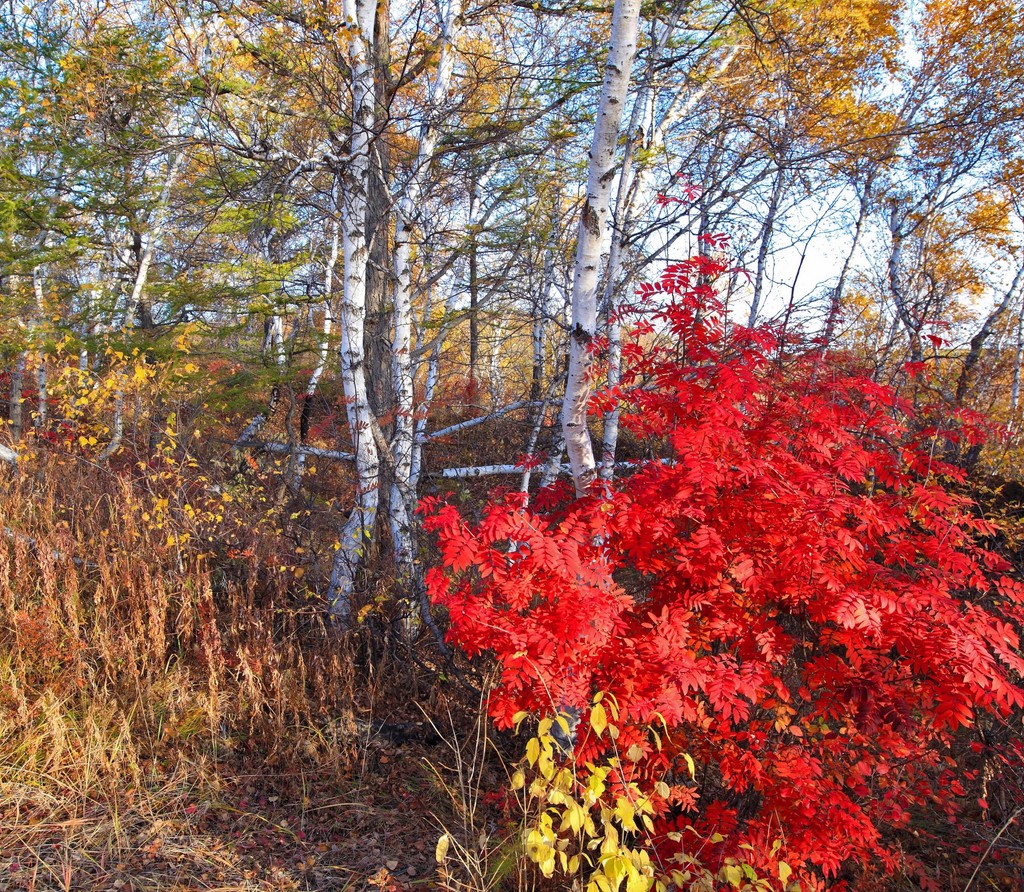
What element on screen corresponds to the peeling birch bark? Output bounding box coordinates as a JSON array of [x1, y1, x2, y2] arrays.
[[597, 44, 739, 479], [327, 0, 381, 625], [32, 260, 48, 430], [388, 0, 464, 629], [1013, 301, 1024, 411], [561, 0, 642, 497], [296, 217, 340, 482]]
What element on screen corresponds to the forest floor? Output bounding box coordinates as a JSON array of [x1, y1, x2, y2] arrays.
[[1, 658, 518, 892], [2, 450, 1023, 892], [0, 431, 528, 892]]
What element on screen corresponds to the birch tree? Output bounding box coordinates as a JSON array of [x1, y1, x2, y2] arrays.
[[561, 0, 642, 497], [327, 0, 380, 623], [389, 0, 464, 625]]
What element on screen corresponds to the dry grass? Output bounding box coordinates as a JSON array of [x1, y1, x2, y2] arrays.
[[0, 449, 415, 890], [425, 692, 533, 892]]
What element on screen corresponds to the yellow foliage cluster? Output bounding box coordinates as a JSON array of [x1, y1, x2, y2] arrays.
[[476, 696, 784, 892]]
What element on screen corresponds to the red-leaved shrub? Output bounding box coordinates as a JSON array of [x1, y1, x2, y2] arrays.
[[423, 257, 1024, 889]]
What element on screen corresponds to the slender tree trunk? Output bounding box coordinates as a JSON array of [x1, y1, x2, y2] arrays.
[[598, 95, 643, 482], [389, 0, 462, 628], [887, 206, 923, 364], [488, 320, 508, 404], [955, 261, 1024, 407], [8, 354, 25, 442], [561, 0, 642, 497], [408, 161, 492, 489], [32, 265, 47, 430], [297, 217, 341, 480], [365, 0, 394, 425], [411, 269, 462, 491], [127, 119, 197, 328], [531, 238, 555, 402], [1012, 299, 1024, 411], [598, 42, 739, 480], [328, 0, 381, 624], [823, 173, 874, 345], [101, 113, 199, 462], [748, 163, 786, 327], [468, 171, 481, 386]]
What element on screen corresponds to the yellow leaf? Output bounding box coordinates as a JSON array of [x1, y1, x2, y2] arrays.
[[565, 801, 585, 833], [538, 853, 556, 878], [722, 864, 743, 888], [603, 855, 629, 891], [614, 797, 638, 832], [683, 753, 696, 779], [779, 861, 792, 886], [626, 867, 652, 892], [435, 833, 450, 863], [538, 749, 555, 779], [590, 703, 608, 737]]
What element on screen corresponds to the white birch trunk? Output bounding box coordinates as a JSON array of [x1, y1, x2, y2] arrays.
[[271, 314, 286, 367], [32, 264, 47, 430], [388, 0, 463, 624], [488, 320, 507, 404], [599, 45, 738, 480], [409, 166, 493, 490], [127, 117, 199, 323], [1012, 298, 1024, 412], [100, 115, 198, 462], [886, 208, 923, 364], [295, 218, 340, 481], [327, 0, 380, 624], [561, 0, 642, 496], [598, 93, 644, 482]]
